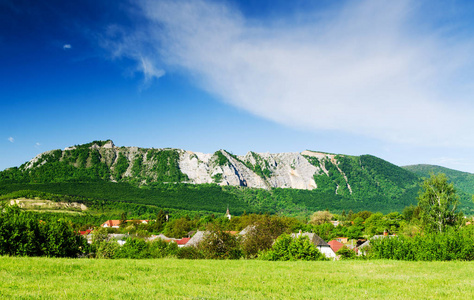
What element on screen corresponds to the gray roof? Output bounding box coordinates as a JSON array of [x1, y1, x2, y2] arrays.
[[292, 232, 329, 247], [359, 235, 396, 249], [185, 230, 208, 247]]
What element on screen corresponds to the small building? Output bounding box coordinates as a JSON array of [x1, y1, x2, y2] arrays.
[[335, 237, 349, 243], [185, 230, 207, 247], [328, 240, 345, 253], [101, 220, 148, 228], [79, 229, 92, 236], [101, 220, 121, 228], [176, 237, 191, 248]]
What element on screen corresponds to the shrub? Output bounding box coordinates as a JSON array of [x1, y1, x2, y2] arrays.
[[241, 215, 290, 258], [199, 225, 242, 259], [148, 239, 179, 258], [177, 246, 204, 259], [95, 240, 120, 259], [336, 247, 357, 260], [114, 238, 150, 259], [0, 205, 87, 257], [369, 229, 474, 261], [260, 234, 327, 261]]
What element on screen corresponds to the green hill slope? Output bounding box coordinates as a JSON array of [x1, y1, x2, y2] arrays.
[[403, 164, 474, 195], [403, 164, 474, 212], [1, 141, 472, 216]]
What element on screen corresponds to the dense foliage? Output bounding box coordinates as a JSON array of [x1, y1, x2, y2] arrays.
[[404, 164, 474, 213], [0, 205, 87, 257], [418, 174, 462, 233], [260, 234, 327, 261], [198, 225, 242, 259], [369, 228, 474, 261]]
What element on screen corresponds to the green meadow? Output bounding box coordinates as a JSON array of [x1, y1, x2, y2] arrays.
[[1, 257, 473, 299]]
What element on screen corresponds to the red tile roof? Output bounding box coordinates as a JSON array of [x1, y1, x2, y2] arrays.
[[328, 240, 345, 253], [79, 229, 92, 235], [101, 220, 121, 227], [176, 237, 191, 245], [101, 220, 149, 227]]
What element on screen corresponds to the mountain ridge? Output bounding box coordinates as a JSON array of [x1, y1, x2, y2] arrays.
[[1, 140, 473, 215]]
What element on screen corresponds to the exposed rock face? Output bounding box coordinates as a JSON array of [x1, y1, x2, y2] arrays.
[[24, 141, 352, 191], [177, 150, 320, 190], [254, 152, 318, 190]]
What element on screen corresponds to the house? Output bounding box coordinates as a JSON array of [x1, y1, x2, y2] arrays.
[[79, 229, 92, 236], [291, 231, 336, 259], [101, 220, 121, 228], [104, 234, 129, 246], [176, 237, 191, 248], [79, 229, 93, 244], [330, 221, 340, 227], [185, 230, 207, 247], [335, 237, 349, 243], [238, 225, 255, 237], [328, 240, 345, 253], [101, 220, 149, 228]]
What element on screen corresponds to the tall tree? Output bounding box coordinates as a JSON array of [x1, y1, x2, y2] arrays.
[[418, 173, 461, 233]]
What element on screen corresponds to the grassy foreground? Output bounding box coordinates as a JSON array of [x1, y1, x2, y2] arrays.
[[0, 257, 473, 299]]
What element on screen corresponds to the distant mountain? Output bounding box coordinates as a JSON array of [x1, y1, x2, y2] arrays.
[[0, 140, 472, 215], [403, 164, 474, 198]]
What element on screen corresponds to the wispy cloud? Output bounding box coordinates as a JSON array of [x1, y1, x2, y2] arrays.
[[101, 25, 165, 85], [35, 142, 41, 148], [8, 137, 14, 143], [105, 0, 474, 147], [63, 44, 72, 50]]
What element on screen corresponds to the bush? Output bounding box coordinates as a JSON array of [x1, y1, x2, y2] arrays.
[[336, 247, 357, 260], [369, 229, 474, 261], [114, 238, 150, 259], [198, 225, 242, 259], [260, 234, 327, 261], [0, 205, 87, 257], [241, 215, 290, 258], [95, 240, 120, 259], [177, 246, 204, 259], [148, 239, 178, 258]]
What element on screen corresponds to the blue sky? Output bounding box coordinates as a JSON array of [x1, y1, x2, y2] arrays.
[[2, 0, 474, 173]]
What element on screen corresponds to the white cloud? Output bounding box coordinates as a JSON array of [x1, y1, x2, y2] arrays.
[[63, 44, 72, 50], [8, 137, 14, 143], [107, 0, 474, 147], [35, 142, 41, 148], [100, 25, 165, 84]]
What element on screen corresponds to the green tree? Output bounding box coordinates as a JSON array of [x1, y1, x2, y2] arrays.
[[120, 212, 128, 228], [240, 215, 290, 258], [418, 174, 462, 233], [198, 224, 241, 259], [309, 210, 333, 225]]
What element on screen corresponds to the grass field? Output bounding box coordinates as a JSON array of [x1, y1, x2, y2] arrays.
[[0, 257, 473, 299]]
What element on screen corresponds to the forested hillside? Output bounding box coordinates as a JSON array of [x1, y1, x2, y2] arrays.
[[1, 140, 473, 217], [403, 164, 474, 195]]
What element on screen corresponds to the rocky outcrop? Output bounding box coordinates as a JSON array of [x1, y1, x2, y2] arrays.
[[23, 141, 353, 192]]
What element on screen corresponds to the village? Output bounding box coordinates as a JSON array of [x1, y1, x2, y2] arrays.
[[77, 207, 402, 260]]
